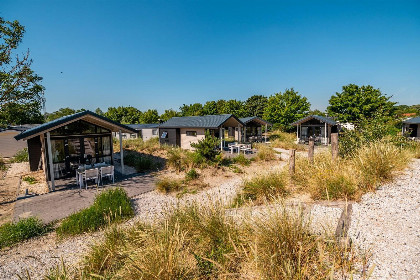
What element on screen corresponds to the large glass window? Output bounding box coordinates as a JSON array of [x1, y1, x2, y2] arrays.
[[51, 139, 65, 163]]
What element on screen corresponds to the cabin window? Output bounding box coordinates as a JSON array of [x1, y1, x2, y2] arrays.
[[186, 131, 197, 136], [152, 129, 158, 135], [130, 134, 137, 138], [161, 131, 168, 138]]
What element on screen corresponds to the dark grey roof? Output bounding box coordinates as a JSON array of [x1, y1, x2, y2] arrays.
[[159, 114, 243, 128], [128, 123, 159, 130], [15, 110, 137, 141], [403, 117, 420, 124], [291, 115, 337, 126], [7, 124, 40, 132], [239, 116, 272, 126]]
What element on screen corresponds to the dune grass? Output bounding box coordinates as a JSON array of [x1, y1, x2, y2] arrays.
[[56, 188, 134, 237], [0, 217, 51, 249], [234, 171, 288, 206], [41, 203, 364, 280]]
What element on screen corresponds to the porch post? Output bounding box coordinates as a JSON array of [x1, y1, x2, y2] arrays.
[[244, 126, 246, 142], [40, 134, 49, 186], [119, 129, 124, 175], [219, 127, 223, 150], [46, 132, 55, 191], [237, 125, 240, 142], [265, 124, 268, 143], [324, 122, 327, 145], [296, 124, 299, 142]]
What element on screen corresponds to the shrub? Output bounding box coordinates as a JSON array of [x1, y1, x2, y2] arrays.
[[190, 130, 220, 161], [56, 188, 134, 236], [156, 177, 183, 193], [11, 148, 28, 163], [269, 130, 305, 151], [232, 153, 250, 166], [167, 148, 206, 172], [0, 217, 49, 248], [234, 171, 288, 206], [185, 168, 199, 181]]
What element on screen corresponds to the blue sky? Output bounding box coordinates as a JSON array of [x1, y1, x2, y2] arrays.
[[2, 0, 420, 113]]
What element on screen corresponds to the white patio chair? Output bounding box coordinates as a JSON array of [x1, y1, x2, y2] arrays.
[[83, 168, 99, 189], [100, 165, 114, 185]]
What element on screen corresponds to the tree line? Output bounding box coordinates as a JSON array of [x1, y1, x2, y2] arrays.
[[1, 17, 418, 131]]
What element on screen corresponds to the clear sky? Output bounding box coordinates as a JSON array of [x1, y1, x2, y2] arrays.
[[2, 0, 420, 113]]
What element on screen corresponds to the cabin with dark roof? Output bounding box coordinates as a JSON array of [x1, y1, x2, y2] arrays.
[[14, 111, 137, 191], [402, 117, 420, 139], [158, 114, 244, 150], [113, 123, 159, 140], [291, 115, 339, 145], [239, 117, 272, 143]]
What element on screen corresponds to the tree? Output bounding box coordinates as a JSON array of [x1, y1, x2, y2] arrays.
[[307, 109, 327, 117], [160, 109, 179, 122], [141, 109, 159, 123], [245, 95, 268, 118], [327, 84, 396, 123], [104, 106, 142, 123], [263, 88, 310, 130], [202, 101, 218, 115], [46, 107, 85, 122], [95, 107, 104, 116], [0, 17, 45, 126], [0, 102, 43, 125], [179, 103, 203, 116], [190, 130, 221, 160], [220, 99, 246, 117]]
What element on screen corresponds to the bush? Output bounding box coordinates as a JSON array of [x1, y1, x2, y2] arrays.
[[56, 188, 134, 236], [232, 153, 251, 166], [156, 177, 183, 193], [190, 130, 220, 161], [270, 130, 305, 151], [167, 148, 206, 172], [11, 148, 28, 163], [234, 171, 288, 206], [0, 217, 50, 248], [0, 157, 6, 171], [185, 168, 199, 181]]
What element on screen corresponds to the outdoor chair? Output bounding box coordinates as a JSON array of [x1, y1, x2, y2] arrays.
[[83, 168, 99, 189], [100, 165, 114, 185]]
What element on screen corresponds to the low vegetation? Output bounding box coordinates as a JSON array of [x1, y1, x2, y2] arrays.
[[0, 156, 6, 171], [269, 130, 305, 151], [22, 176, 37, 184], [254, 143, 277, 161], [124, 151, 157, 172], [0, 217, 50, 249], [156, 177, 184, 193], [10, 148, 29, 163], [56, 188, 134, 236], [234, 171, 288, 206], [42, 203, 364, 279]]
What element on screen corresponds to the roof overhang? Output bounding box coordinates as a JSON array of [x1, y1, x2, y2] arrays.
[[15, 111, 137, 141], [402, 117, 420, 124], [241, 117, 272, 126], [291, 115, 337, 126]]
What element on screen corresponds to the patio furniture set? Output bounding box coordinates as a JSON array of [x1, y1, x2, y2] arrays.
[[228, 142, 254, 154], [76, 163, 115, 189]]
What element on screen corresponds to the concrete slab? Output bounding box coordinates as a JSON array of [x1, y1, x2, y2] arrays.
[[13, 173, 156, 224]]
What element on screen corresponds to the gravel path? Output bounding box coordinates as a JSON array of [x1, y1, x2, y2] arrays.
[[348, 159, 420, 280]]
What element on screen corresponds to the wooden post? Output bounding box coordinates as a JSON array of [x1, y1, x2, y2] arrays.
[[296, 124, 299, 142], [331, 133, 339, 160], [46, 132, 55, 191], [324, 122, 327, 145], [289, 149, 296, 175], [119, 129, 124, 175], [308, 137, 314, 164]]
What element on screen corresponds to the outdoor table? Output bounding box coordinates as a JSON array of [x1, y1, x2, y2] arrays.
[[76, 163, 111, 188]]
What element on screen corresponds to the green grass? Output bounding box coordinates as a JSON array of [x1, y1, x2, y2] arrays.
[[0, 156, 6, 171], [232, 153, 251, 166], [234, 171, 288, 206], [10, 148, 29, 163], [22, 176, 37, 184], [185, 168, 199, 181], [56, 188, 134, 236], [0, 217, 50, 249]]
